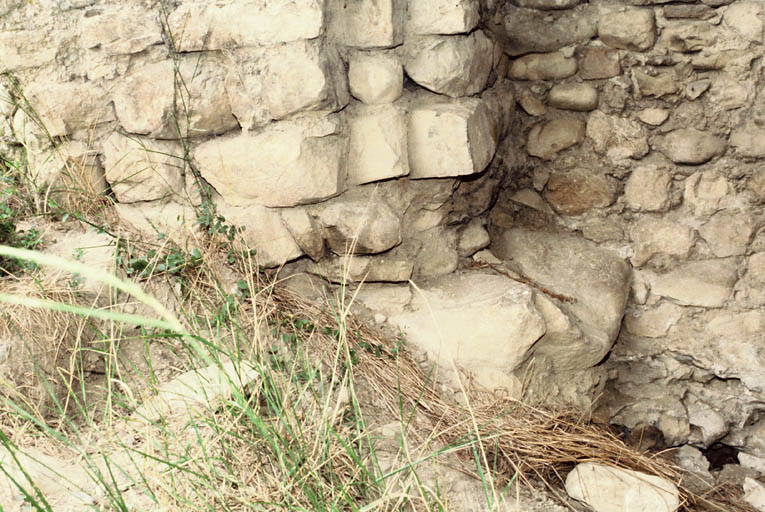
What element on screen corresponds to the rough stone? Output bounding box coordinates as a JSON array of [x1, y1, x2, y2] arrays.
[[348, 51, 403, 105], [316, 197, 402, 255], [652, 129, 727, 165], [308, 254, 414, 283], [508, 52, 578, 81], [102, 133, 184, 203], [744, 478, 765, 512], [415, 227, 460, 278], [25, 141, 107, 200], [44, 230, 116, 299], [404, 31, 493, 98], [708, 76, 754, 111], [660, 21, 719, 53], [624, 166, 672, 212], [749, 170, 765, 202], [280, 209, 324, 262], [514, 0, 581, 9], [517, 88, 548, 117], [457, 219, 490, 257], [544, 169, 618, 216], [527, 119, 585, 161], [193, 115, 345, 208], [503, 6, 597, 55], [80, 6, 162, 55], [624, 302, 684, 338], [333, 0, 405, 48], [406, 0, 480, 35], [578, 47, 621, 80], [408, 98, 497, 178], [632, 69, 682, 99], [566, 462, 680, 512], [348, 105, 408, 185], [684, 171, 729, 216], [650, 260, 738, 307], [731, 124, 765, 159], [699, 212, 755, 257], [586, 111, 649, 160], [0, 30, 60, 71], [598, 9, 657, 52], [115, 202, 199, 244], [25, 81, 113, 137], [724, 2, 764, 43], [747, 253, 765, 284], [637, 108, 669, 126], [630, 218, 695, 268], [511, 188, 555, 214], [387, 272, 546, 391], [548, 83, 598, 111]]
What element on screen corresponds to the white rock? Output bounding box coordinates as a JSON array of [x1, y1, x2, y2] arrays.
[[630, 218, 695, 267], [586, 111, 649, 161], [25, 81, 113, 137], [650, 260, 738, 308], [744, 478, 765, 512], [457, 219, 490, 257], [724, 2, 764, 43], [348, 105, 409, 185], [598, 8, 657, 52], [566, 462, 680, 512], [403, 31, 493, 98], [115, 202, 200, 245], [316, 196, 402, 255], [687, 403, 727, 446], [25, 141, 107, 199], [280, 208, 324, 262], [348, 51, 403, 104], [44, 230, 116, 299], [699, 212, 755, 257], [740, 452, 765, 474], [80, 6, 162, 55], [102, 133, 185, 203], [0, 29, 60, 71], [408, 98, 497, 178], [637, 108, 669, 126], [332, 0, 405, 48], [406, 0, 480, 35], [624, 166, 672, 212], [193, 115, 345, 207], [684, 171, 729, 217], [625, 302, 684, 338]]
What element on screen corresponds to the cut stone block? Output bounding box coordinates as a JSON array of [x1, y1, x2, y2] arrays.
[[348, 50, 403, 104], [406, 0, 480, 35], [348, 104, 409, 185], [332, 0, 405, 48]]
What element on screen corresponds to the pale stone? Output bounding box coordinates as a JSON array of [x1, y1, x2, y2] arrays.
[[598, 9, 657, 52], [348, 51, 403, 104], [310, 254, 414, 283], [632, 69, 682, 99], [674, 445, 710, 476], [80, 6, 162, 55], [686, 79, 711, 100], [503, 6, 597, 55], [0, 30, 59, 71], [578, 47, 621, 80], [193, 116, 345, 208], [740, 453, 765, 474], [457, 219, 490, 257], [687, 403, 727, 446], [630, 218, 695, 267], [316, 197, 402, 255], [699, 212, 754, 257], [531, 294, 587, 372], [511, 188, 555, 214], [624, 166, 672, 212], [566, 463, 680, 512], [545, 169, 618, 216], [408, 98, 497, 178], [652, 129, 726, 165], [45, 230, 116, 299], [215, 202, 304, 268], [548, 83, 598, 111], [115, 202, 199, 244], [660, 21, 719, 53], [102, 133, 184, 203], [517, 88, 547, 116], [280, 209, 324, 262], [514, 0, 580, 8], [724, 2, 763, 43], [586, 111, 649, 161], [25, 81, 113, 137], [354, 284, 412, 317], [625, 303, 684, 338], [508, 52, 578, 81], [708, 76, 753, 111], [333, 0, 405, 48], [495, 229, 631, 370], [650, 260, 738, 308], [404, 31, 493, 98], [684, 171, 729, 216], [167, 0, 324, 51], [749, 170, 765, 202], [26, 141, 107, 199], [406, 0, 480, 35], [744, 478, 765, 512], [415, 226, 460, 278], [387, 273, 546, 390], [637, 108, 669, 126], [348, 105, 408, 185], [747, 253, 765, 284], [527, 119, 585, 161], [731, 124, 765, 158]]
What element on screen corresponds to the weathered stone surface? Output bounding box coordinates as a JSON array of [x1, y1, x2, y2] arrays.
[[511, 188, 555, 214], [744, 478, 765, 512], [316, 197, 402, 255], [404, 31, 493, 98], [624, 166, 672, 212], [280, 208, 324, 262], [723, 2, 763, 43], [652, 129, 726, 165], [632, 69, 682, 99], [747, 253, 765, 284], [650, 260, 738, 307], [684, 171, 729, 216], [527, 119, 585, 160], [514, 0, 581, 9], [102, 133, 184, 203], [167, 0, 324, 50], [309, 254, 414, 283], [503, 6, 597, 55], [406, 0, 479, 35], [750, 170, 765, 202], [333, 0, 405, 48], [544, 169, 618, 216], [0, 30, 59, 71], [193, 115, 345, 207], [388, 272, 546, 390], [699, 212, 754, 257], [630, 218, 695, 267], [578, 47, 621, 80], [731, 124, 765, 158], [598, 8, 656, 52], [548, 83, 598, 111], [25, 141, 107, 200], [625, 302, 684, 338], [637, 108, 669, 126], [660, 21, 719, 53], [495, 229, 631, 370], [664, 5, 716, 20], [415, 227, 460, 278], [25, 81, 113, 137], [517, 88, 547, 116], [348, 105, 408, 185], [115, 202, 199, 244], [80, 6, 162, 55], [348, 51, 403, 104], [508, 52, 577, 81], [566, 463, 680, 512], [44, 230, 116, 299], [708, 76, 753, 111], [586, 111, 649, 160], [457, 219, 490, 257], [408, 98, 497, 178]]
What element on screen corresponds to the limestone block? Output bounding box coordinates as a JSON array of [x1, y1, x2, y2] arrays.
[[637, 108, 669, 126], [508, 52, 577, 81], [457, 219, 490, 257], [214, 202, 303, 268], [748, 170, 765, 202], [0, 30, 59, 71], [598, 8, 656, 52], [531, 294, 587, 372], [699, 212, 754, 257], [408, 98, 497, 178], [406, 0, 480, 35], [348, 51, 403, 104], [80, 7, 162, 55], [650, 260, 738, 308], [625, 302, 684, 339], [415, 227, 460, 278], [115, 201, 199, 244], [387, 272, 546, 390], [527, 119, 585, 161], [544, 169, 618, 216], [316, 197, 402, 255], [548, 83, 598, 111], [167, 0, 324, 51], [652, 129, 726, 165], [731, 124, 765, 158], [724, 2, 763, 43], [494, 229, 631, 370], [102, 133, 184, 203], [586, 111, 649, 161], [630, 218, 695, 268], [354, 283, 412, 317], [403, 31, 493, 98], [348, 105, 408, 185], [332, 0, 405, 48], [280, 209, 324, 262], [193, 115, 345, 208], [503, 6, 597, 55], [660, 21, 719, 53], [684, 171, 729, 216], [565, 463, 680, 512], [687, 401, 727, 446], [25, 81, 114, 137], [578, 47, 621, 80], [307, 254, 414, 282], [624, 166, 672, 212], [514, 0, 580, 8], [747, 253, 765, 284]]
